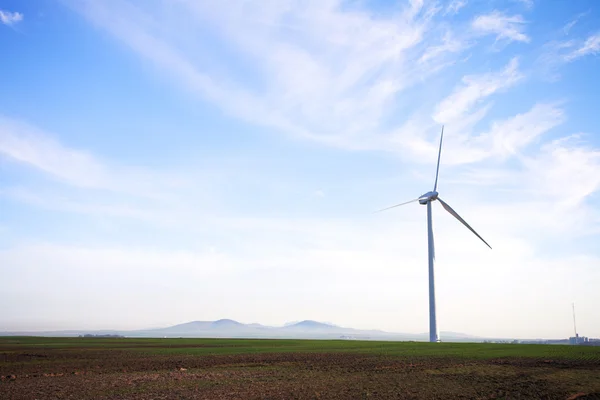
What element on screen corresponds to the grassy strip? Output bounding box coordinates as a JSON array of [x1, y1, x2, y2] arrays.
[[2, 336, 600, 361]]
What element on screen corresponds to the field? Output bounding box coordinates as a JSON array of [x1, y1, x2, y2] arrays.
[[1, 337, 600, 399]]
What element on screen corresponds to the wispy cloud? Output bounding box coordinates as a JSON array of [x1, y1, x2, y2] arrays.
[[433, 58, 523, 125], [484, 103, 565, 159], [0, 116, 190, 197], [445, 0, 467, 15], [524, 135, 600, 207], [419, 30, 466, 64], [0, 9, 23, 26], [405, 101, 563, 167], [563, 21, 578, 36], [0, 117, 109, 188], [66, 0, 472, 153], [563, 11, 590, 35], [539, 31, 600, 80], [563, 32, 600, 61], [472, 11, 530, 44]]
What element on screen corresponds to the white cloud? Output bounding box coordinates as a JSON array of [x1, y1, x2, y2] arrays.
[[472, 11, 530, 44], [0, 117, 109, 188], [562, 11, 589, 36], [564, 32, 600, 61], [419, 30, 466, 64], [401, 102, 563, 168], [523, 135, 600, 207], [538, 31, 600, 80], [445, 0, 467, 15], [0, 116, 191, 198], [433, 57, 523, 125], [0, 9, 23, 26], [65, 0, 470, 153], [484, 103, 565, 158], [563, 21, 578, 36]]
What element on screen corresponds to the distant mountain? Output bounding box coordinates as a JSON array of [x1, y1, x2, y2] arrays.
[[147, 319, 255, 335], [211, 319, 244, 328], [283, 320, 339, 331], [160, 321, 213, 332], [0, 319, 487, 342], [247, 323, 271, 328]]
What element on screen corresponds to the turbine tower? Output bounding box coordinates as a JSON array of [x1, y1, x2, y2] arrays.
[[377, 126, 492, 343]]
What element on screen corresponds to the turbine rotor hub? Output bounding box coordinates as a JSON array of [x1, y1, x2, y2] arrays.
[[419, 191, 439, 205]]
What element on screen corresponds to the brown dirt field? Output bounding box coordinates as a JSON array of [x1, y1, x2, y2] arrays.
[[1, 349, 600, 399]]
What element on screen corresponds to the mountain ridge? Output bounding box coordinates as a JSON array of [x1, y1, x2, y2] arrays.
[[0, 319, 487, 341]]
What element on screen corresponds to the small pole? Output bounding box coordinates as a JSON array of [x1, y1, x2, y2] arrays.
[[572, 303, 577, 338]]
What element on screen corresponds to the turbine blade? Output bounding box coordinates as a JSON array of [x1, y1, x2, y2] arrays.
[[374, 198, 420, 213], [433, 126, 444, 192], [437, 197, 492, 249]]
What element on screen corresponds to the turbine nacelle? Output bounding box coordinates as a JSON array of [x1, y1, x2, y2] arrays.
[[419, 191, 438, 205]]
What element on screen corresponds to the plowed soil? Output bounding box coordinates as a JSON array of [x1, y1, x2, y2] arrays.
[[1, 338, 600, 399]]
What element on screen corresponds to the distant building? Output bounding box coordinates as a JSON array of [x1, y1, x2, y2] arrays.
[[569, 334, 588, 345], [79, 334, 125, 338]]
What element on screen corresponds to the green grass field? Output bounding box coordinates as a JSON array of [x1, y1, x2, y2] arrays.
[[2, 337, 600, 399], [2, 336, 600, 359]]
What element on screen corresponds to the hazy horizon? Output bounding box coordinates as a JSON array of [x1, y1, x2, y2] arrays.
[[0, 317, 578, 340], [1, 1, 599, 339]]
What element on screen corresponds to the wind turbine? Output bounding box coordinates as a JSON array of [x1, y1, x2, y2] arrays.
[[377, 126, 491, 343]]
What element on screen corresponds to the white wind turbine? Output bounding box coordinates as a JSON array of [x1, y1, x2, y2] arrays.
[[377, 126, 491, 343]]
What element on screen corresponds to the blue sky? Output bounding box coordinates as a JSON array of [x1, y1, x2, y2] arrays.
[[1, 0, 599, 339]]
